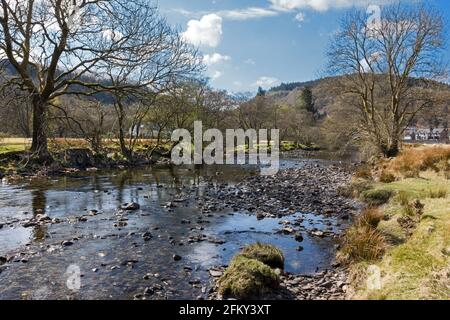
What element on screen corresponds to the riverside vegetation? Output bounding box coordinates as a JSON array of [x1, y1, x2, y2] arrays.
[[339, 145, 450, 300]]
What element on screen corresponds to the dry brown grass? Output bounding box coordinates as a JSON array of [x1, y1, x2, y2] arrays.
[[338, 208, 387, 264], [379, 170, 396, 183], [356, 208, 384, 228], [389, 146, 450, 177], [338, 225, 386, 264], [355, 166, 373, 180]]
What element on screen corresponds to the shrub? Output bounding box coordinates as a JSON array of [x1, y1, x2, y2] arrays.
[[379, 171, 396, 183], [241, 243, 285, 270], [357, 208, 384, 228], [362, 189, 393, 206], [338, 225, 386, 263], [217, 255, 280, 299]]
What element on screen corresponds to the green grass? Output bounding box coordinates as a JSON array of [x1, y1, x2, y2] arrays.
[[241, 242, 285, 270], [370, 173, 450, 200], [218, 255, 280, 299], [350, 172, 450, 300], [0, 144, 27, 155], [362, 189, 393, 206]]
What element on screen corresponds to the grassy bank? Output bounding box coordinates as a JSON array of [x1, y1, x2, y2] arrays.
[[342, 146, 450, 300], [0, 138, 30, 155]]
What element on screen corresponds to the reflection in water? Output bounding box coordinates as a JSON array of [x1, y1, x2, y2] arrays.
[[31, 189, 46, 216], [31, 189, 47, 242]]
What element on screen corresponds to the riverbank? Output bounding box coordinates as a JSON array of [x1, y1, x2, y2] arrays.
[[0, 140, 328, 181], [341, 145, 450, 300]]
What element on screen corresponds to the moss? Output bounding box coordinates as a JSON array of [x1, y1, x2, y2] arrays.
[[241, 243, 285, 269], [362, 189, 393, 206], [218, 255, 280, 299]]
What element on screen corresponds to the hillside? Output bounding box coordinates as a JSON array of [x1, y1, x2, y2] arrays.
[[265, 76, 450, 128]]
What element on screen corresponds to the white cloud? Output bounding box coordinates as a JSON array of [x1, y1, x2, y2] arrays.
[[218, 7, 279, 20], [269, 0, 396, 12], [172, 7, 279, 21], [211, 70, 223, 80], [182, 14, 223, 47], [254, 76, 280, 88], [295, 12, 305, 22], [244, 58, 256, 65], [203, 53, 231, 66]]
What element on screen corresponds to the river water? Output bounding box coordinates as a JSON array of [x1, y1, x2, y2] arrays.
[[0, 156, 350, 300]]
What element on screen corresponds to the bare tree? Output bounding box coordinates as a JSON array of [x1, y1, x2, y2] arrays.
[[103, 10, 201, 162], [0, 81, 32, 137], [327, 4, 447, 157], [0, 0, 198, 162]]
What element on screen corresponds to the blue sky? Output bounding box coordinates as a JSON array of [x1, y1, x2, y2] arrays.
[[158, 0, 450, 92]]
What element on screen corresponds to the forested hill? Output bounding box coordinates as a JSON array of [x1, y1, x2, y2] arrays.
[[265, 76, 450, 126]]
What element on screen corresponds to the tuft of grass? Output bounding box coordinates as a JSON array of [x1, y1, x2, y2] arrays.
[[338, 225, 387, 264], [241, 243, 285, 270], [379, 170, 396, 183], [217, 255, 280, 299], [362, 189, 393, 207], [428, 188, 447, 199], [355, 166, 373, 180], [357, 208, 384, 229], [396, 191, 410, 207]]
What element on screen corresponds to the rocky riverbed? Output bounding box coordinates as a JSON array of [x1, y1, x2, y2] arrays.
[[194, 162, 359, 300], [0, 156, 360, 300]]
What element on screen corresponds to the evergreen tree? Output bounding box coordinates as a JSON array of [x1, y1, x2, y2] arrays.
[[257, 86, 266, 97], [301, 87, 315, 113]]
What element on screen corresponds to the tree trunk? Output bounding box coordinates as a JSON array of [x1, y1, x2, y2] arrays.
[[30, 97, 52, 163], [118, 113, 132, 162], [119, 127, 132, 162], [380, 139, 400, 158]]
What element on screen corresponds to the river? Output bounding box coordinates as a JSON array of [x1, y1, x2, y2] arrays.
[[0, 155, 354, 300]]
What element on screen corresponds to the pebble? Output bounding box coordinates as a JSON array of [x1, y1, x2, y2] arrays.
[[294, 233, 304, 242], [61, 241, 74, 247], [172, 254, 182, 261], [120, 203, 140, 211]]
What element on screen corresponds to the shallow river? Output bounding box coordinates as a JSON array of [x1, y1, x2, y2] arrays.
[[0, 157, 350, 300]]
